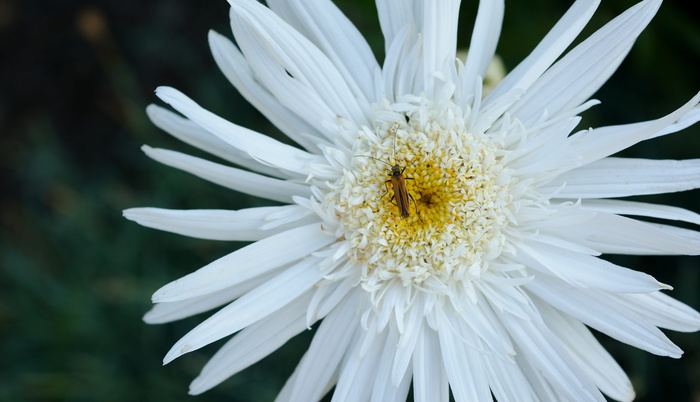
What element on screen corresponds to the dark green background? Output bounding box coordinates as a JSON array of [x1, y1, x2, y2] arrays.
[[1, 0, 699, 401]]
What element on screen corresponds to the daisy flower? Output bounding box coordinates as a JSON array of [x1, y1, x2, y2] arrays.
[[124, 0, 700, 400]]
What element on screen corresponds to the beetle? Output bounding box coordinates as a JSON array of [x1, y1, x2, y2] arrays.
[[356, 126, 417, 218]]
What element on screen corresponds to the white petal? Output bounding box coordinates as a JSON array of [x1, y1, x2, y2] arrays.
[[208, 31, 325, 152], [460, 0, 504, 97], [616, 292, 700, 333], [392, 292, 423, 385], [478, 276, 533, 320], [554, 92, 700, 171], [332, 325, 384, 402], [651, 104, 700, 139], [449, 289, 516, 357], [581, 199, 700, 225], [382, 25, 421, 99], [509, 0, 661, 128], [516, 241, 668, 293], [550, 212, 700, 255], [543, 157, 700, 199], [526, 274, 684, 358], [153, 223, 334, 302], [481, 351, 536, 402], [142, 146, 311, 203], [144, 272, 273, 324], [146, 104, 295, 178], [500, 313, 605, 401], [504, 111, 585, 180], [535, 299, 635, 402], [124, 205, 315, 241], [306, 273, 356, 324], [516, 202, 595, 230], [437, 311, 492, 402], [376, 0, 419, 52], [485, 0, 599, 104], [163, 256, 324, 363], [229, 0, 370, 127], [412, 325, 449, 402], [267, 0, 380, 105], [189, 291, 313, 394], [419, 0, 460, 97], [279, 293, 360, 401], [156, 86, 324, 177], [370, 323, 412, 402], [514, 349, 561, 401], [226, 14, 339, 139], [524, 233, 600, 256]]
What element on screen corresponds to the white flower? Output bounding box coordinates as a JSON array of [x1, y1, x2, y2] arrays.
[[124, 0, 700, 400]]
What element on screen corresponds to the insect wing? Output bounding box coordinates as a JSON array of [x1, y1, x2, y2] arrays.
[[390, 167, 411, 218]]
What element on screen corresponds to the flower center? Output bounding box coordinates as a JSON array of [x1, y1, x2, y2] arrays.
[[328, 98, 514, 290]]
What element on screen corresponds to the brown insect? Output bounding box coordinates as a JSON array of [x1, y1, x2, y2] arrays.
[[385, 163, 413, 218], [356, 128, 416, 218]]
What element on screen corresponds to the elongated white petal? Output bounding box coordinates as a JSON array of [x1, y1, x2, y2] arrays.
[[449, 289, 516, 357], [392, 296, 423, 386], [413, 325, 449, 402], [376, 0, 419, 52], [554, 92, 700, 171], [504, 108, 587, 179], [208, 31, 325, 152], [124, 205, 315, 242], [419, 0, 460, 97], [332, 326, 384, 401], [189, 292, 314, 394], [460, 0, 504, 97], [306, 273, 357, 324], [535, 299, 635, 402], [581, 199, 700, 225], [543, 157, 700, 199], [514, 349, 561, 401], [153, 223, 333, 302], [478, 276, 533, 320], [549, 212, 700, 255], [616, 292, 700, 333], [142, 146, 311, 203], [370, 323, 412, 402], [500, 313, 605, 401], [526, 274, 683, 358], [524, 233, 600, 256], [163, 256, 324, 363], [515, 202, 596, 231], [651, 105, 700, 139], [226, 18, 340, 139], [382, 25, 421, 99], [485, 0, 599, 103], [146, 104, 295, 178], [482, 351, 536, 402], [229, 0, 370, 127], [509, 0, 661, 128], [437, 311, 492, 402], [278, 293, 360, 402], [267, 0, 380, 105], [156, 86, 324, 176], [516, 241, 668, 293], [144, 272, 274, 324]]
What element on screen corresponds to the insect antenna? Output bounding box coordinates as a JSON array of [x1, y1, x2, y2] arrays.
[[353, 155, 393, 168]]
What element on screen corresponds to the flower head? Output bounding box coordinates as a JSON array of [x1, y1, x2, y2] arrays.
[[125, 0, 700, 400]]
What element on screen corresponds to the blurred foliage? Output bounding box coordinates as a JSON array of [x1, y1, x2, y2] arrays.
[[0, 0, 698, 401]]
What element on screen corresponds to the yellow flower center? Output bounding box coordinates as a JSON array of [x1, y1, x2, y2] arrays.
[[328, 99, 515, 289]]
